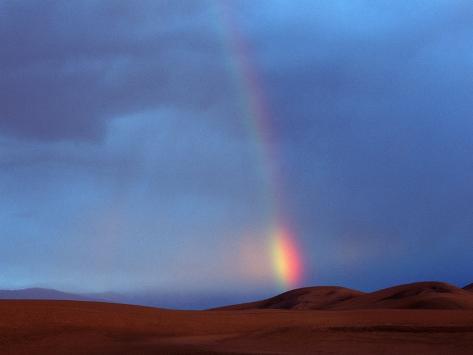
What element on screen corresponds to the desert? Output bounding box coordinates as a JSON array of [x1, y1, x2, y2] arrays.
[[2, 1, 472, 354], [1, 281, 473, 354]]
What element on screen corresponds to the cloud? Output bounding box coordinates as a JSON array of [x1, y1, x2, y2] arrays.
[[237, 0, 473, 287], [0, 0, 229, 141], [0, 0, 472, 293]]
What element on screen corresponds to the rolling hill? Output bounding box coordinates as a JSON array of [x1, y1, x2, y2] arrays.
[[214, 282, 473, 311], [331, 282, 473, 310], [214, 286, 364, 310], [3, 281, 473, 311]]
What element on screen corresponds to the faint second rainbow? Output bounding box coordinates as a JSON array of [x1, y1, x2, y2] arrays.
[[214, 1, 304, 290]]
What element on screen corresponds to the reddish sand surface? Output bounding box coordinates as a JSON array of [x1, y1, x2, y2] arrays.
[[0, 300, 472, 354]]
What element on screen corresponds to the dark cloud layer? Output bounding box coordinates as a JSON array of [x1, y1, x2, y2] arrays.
[[0, 0, 472, 299], [0, 0, 226, 141]]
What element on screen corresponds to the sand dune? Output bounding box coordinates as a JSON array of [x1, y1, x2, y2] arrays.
[[215, 286, 364, 310], [332, 282, 473, 310], [0, 300, 473, 354], [464, 283, 473, 292], [217, 282, 473, 311], [1, 282, 472, 354]]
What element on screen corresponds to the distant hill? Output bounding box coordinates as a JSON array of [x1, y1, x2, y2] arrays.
[[0, 288, 247, 310], [213, 282, 473, 311], [3, 282, 473, 310], [0, 288, 93, 302]]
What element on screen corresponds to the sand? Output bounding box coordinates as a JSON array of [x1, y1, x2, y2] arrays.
[[215, 282, 473, 311], [0, 300, 472, 354]]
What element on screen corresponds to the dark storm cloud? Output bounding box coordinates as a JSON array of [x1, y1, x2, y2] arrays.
[[0, 0, 227, 141]]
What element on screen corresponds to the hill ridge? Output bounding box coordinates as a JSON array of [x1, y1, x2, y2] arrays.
[[213, 281, 473, 311]]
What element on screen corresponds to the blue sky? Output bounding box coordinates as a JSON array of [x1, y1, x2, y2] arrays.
[[0, 0, 472, 303]]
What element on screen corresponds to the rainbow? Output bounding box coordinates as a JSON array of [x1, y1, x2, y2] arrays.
[[214, 2, 304, 290]]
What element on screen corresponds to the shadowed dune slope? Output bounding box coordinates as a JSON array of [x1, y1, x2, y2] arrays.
[[464, 283, 473, 292], [213, 286, 364, 310], [216, 282, 473, 311]]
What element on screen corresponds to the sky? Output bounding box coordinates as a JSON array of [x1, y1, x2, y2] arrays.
[[1, 0, 472, 306]]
